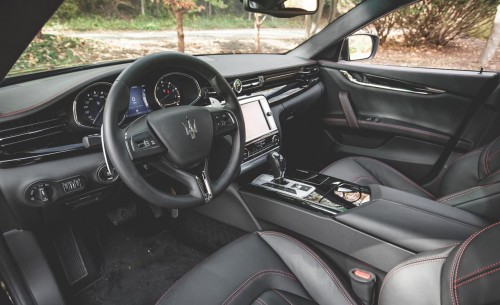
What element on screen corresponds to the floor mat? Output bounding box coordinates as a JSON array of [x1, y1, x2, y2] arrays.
[[72, 223, 207, 305]]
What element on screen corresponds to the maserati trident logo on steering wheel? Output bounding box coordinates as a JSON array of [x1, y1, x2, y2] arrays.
[[182, 116, 198, 139]]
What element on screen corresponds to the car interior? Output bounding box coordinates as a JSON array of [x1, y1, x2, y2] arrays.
[[0, 0, 500, 304]]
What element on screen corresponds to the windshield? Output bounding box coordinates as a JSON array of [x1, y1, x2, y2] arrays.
[[8, 0, 360, 77]]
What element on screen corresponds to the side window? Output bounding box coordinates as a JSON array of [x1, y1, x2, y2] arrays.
[[356, 0, 500, 71]]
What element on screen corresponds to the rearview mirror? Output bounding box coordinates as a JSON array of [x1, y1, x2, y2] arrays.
[[343, 34, 379, 61], [243, 0, 319, 18]]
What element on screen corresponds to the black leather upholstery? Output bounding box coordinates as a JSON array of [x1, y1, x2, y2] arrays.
[[322, 137, 500, 219], [157, 226, 500, 305], [156, 231, 358, 305], [321, 156, 436, 199], [380, 221, 500, 305]]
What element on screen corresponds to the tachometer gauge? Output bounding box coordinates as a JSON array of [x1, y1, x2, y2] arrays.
[[154, 77, 181, 108], [73, 82, 124, 128]]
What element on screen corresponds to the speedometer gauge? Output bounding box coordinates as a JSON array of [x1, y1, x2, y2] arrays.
[[155, 77, 181, 108], [73, 82, 124, 129]]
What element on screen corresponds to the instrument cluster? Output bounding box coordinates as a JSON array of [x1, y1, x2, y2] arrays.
[[73, 71, 203, 129]]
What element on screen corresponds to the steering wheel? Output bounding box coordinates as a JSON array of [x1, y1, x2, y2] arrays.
[[102, 52, 245, 209]]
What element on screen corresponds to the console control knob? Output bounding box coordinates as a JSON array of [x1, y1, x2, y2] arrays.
[[272, 135, 279, 144], [35, 187, 50, 202], [26, 182, 55, 206]]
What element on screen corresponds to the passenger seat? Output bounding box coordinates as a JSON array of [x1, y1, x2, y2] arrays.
[[321, 137, 500, 219]]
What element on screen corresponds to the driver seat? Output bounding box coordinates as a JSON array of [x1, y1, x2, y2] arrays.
[[156, 223, 500, 305]]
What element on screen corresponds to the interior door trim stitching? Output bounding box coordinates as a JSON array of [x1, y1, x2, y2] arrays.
[[359, 121, 449, 141]]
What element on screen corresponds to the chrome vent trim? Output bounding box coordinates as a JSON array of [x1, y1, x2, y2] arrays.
[[0, 116, 69, 154]]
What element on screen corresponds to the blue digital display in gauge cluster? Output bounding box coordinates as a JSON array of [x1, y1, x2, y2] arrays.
[[127, 86, 151, 117]]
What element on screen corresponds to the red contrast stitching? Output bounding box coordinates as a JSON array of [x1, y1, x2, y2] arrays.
[[439, 184, 495, 203], [486, 168, 500, 179], [260, 232, 357, 305], [360, 121, 449, 141], [155, 234, 249, 305], [484, 138, 500, 175], [447, 148, 483, 168], [456, 266, 500, 288], [351, 176, 380, 184], [353, 157, 436, 199], [223, 270, 297, 305], [426, 243, 460, 252], [273, 290, 294, 305], [487, 150, 500, 163], [257, 298, 269, 305], [456, 261, 500, 282], [450, 222, 500, 305], [378, 258, 447, 305]]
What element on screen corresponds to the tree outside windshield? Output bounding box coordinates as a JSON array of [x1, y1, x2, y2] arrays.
[[9, 0, 357, 76], [8, 0, 500, 76]]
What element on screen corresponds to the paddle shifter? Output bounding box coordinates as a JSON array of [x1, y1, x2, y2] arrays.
[[267, 152, 286, 184]]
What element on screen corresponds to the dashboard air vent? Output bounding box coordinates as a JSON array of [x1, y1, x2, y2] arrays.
[[231, 76, 264, 94], [0, 116, 73, 157]]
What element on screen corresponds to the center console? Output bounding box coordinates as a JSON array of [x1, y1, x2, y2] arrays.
[[252, 169, 370, 215], [239, 96, 280, 173], [237, 152, 490, 272]]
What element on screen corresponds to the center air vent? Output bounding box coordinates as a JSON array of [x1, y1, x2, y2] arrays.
[[232, 76, 264, 94]]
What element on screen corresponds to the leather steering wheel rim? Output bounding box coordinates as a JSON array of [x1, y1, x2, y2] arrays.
[[102, 52, 245, 209]]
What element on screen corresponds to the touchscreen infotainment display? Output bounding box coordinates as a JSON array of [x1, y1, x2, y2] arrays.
[[241, 100, 271, 142], [127, 86, 151, 117]]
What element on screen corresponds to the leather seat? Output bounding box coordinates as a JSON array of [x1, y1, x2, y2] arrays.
[[156, 231, 358, 305], [157, 225, 500, 305], [321, 137, 500, 218]]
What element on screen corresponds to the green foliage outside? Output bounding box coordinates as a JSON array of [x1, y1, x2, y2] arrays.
[[46, 14, 304, 31], [374, 0, 500, 47], [10, 34, 92, 75]]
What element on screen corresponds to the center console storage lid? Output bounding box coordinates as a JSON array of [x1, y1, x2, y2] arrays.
[[335, 185, 490, 253]]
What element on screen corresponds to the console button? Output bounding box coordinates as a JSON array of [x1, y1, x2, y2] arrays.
[[60, 176, 85, 193]]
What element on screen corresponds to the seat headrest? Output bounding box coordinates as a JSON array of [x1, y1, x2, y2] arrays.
[[479, 137, 500, 181], [442, 221, 500, 305]]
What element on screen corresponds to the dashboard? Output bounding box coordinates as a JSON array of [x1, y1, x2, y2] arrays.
[[0, 54, 321, 217], [73, 70, 206, 129]]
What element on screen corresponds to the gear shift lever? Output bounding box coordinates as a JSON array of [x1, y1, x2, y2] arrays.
[[267, 152, 286, 184]]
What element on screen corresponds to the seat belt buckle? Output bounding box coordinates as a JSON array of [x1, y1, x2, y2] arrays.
[[349, 268, 376, 305]]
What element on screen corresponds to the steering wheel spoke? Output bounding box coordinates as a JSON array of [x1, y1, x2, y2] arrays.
[[150, 158, 213, 203], [124, 115, 167, 160], [210, 108, 238, 137]]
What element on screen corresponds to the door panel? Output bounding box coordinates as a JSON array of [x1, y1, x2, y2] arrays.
[[318, 61, 498, 181]]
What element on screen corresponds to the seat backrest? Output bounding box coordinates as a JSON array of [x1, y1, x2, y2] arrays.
[[440, 137, 500, 196], [438, 137, 500, 219], [379, 222, 500, 305]]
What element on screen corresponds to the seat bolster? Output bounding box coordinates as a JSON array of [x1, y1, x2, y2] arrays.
[[442, 222, 500, 305], [156, 233, 309, 305], [439, 149, 483, 197], [258, 231, 359, 305], [378, 247, 454, 305], [479, 137, 500, 180]]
